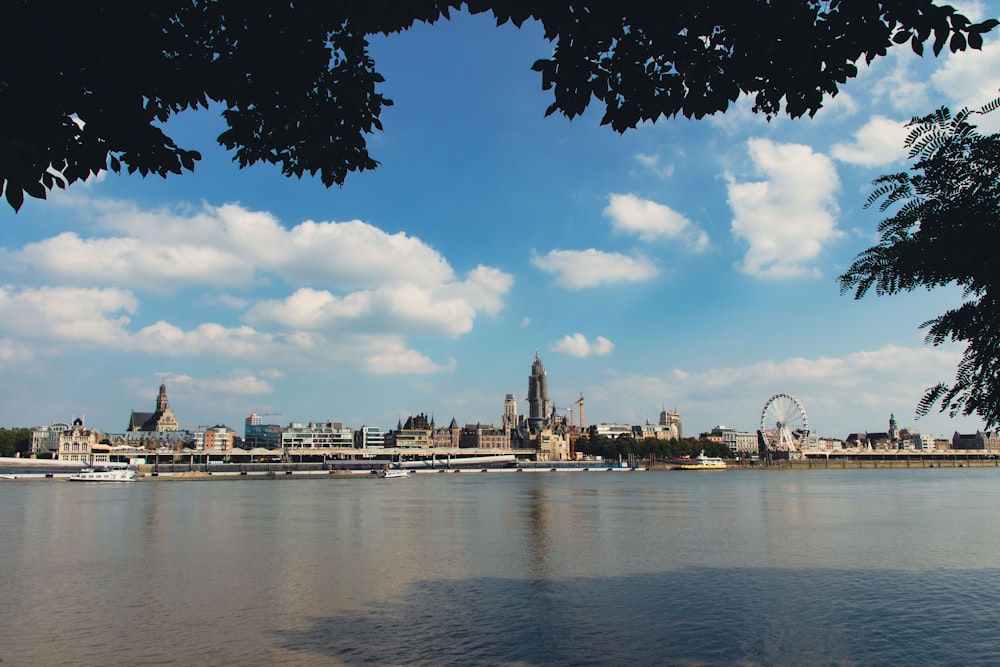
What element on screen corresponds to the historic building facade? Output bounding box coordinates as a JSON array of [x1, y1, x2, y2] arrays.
[[127, 383, 179, 432]]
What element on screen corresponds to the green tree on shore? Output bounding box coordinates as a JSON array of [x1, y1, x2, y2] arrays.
[[576, 434, 731, 460], [0, 428, 31, 458]]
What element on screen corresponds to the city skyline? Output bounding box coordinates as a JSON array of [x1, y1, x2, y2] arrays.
[[3, 5, 1000, 439]]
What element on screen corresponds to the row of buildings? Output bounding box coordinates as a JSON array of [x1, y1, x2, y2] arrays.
[[27, 355, 1000, 463]]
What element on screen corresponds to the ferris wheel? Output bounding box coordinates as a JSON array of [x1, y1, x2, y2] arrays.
[[759, 393, 809, 452]]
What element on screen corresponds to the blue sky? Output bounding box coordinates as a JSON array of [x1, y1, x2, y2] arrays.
[[3, 3, 1000, 440]]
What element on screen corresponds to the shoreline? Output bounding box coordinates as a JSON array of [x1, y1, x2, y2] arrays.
[[4, 458, 1000, 481]]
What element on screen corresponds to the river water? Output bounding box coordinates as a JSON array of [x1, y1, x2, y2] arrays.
[[2, 468, 999, 666]]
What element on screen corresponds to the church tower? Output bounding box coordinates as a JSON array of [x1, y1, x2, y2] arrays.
[[156, 383, 170, 412], [502, 393, 518, 431], [527, 352, 550, 431]]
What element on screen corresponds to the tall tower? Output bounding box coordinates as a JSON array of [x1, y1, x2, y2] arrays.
[[527, 352, 550, 430], [156, 383, 170, 412], [502, 393, 518, 431]]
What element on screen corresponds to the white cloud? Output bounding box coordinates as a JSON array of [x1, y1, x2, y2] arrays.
[[552, 333, 615, 358], [599, 343, 970, 437], [7, 199, 456, 292], [633, 152, 675, 179], [363, 338, 455, 374], [0, 198, 514, 376], [604, 193, 710, 252], [159, 370, 275, 396], [0, 285, 137, 346], [932, 38, 1000, 131], [868, 50, 932, 114], [531, 249, 659, 288], [244, 265, 512, 338], [727, 139, 843, 278], [0, 338, 35, 365], [830, 115, 909, 167]]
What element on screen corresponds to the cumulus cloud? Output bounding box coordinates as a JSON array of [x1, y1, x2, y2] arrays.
[[727, 139, 843, 278], [158, 370, 275, 396], [0, 282, 461, 376], [244, 265, 512, 338], [932, 39, 1000, 107], [868, 51, 932, 114], [531, 249, 659, 288], [0, 285, 137, 345], [6, 199, 455, 292], [0, 198, 513, 376], [599, 343, 968, 437], [830, 116, 909, 167], [604, 193, 710, 252], [552, 333, 615, 358]]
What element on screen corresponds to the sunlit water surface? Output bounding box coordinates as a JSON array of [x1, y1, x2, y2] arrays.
[[2, 468, 999, 666]]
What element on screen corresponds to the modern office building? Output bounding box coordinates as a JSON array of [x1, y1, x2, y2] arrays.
[[30, 422, 70, 456], [281, 421, 354, 449], [245, 412, 283, 449], [355, 425, 386, 449]]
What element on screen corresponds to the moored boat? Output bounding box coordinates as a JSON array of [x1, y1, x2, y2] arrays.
[[68, 465, 137, 482], [678, 451, 727, 470], [379, 467, 409, 478]]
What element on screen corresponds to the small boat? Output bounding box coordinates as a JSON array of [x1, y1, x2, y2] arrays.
[[678, 451, 727, 470], [379, 467, 409, 479], [68, 465, 137, 482]]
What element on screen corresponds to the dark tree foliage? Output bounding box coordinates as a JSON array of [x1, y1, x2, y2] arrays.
[[0, 428, 31, 457], [2, 1, 995, 211], [839, 99, 1000, 427], [576, 434, 730, 460]]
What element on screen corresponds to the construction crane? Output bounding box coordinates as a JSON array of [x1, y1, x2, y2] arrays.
[[552, 400, 581, 460], [573, 393, 584, 459]]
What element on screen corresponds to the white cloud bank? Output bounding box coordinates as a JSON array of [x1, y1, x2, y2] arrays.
[[727, 139, 843, 278], [830, 115, 909, 167], [531, 248, 658, 288], [604, 193, 710, 252], [0, 199, 513, 375], [596, 343, 976, 438], [552, 333, 615, 358]]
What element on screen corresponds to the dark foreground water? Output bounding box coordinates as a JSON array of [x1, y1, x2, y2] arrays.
[[2, 468, 999, 666]]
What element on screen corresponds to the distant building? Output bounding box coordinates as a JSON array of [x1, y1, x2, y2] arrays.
[[56, 418, 101, 463], [590, 423, 633, 439], [127, 383, 179, 432], [389, 413, 434, 448], [355, 425, 385, 449], [432, 418, 461, 448], [952, 430, 1000, 450], [200, 425, 238, 450], [527, 352, 551, 432], [460, 423, 510, 449], [30, 422, 70, 456], [245, 412, 282, 449], [708, 425, 757, 455], [281, 421, 353, 449]]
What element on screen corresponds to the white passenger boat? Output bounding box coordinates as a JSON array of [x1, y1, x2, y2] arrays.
[[68, 465, 137, 482], [379, 467, 409, 478], [678, 451, 727, 470]]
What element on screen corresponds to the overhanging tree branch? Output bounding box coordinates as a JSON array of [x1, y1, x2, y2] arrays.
[[1, 1, 996, 211]]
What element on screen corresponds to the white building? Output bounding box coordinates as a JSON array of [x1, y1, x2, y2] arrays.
[[710, 425, 757, 456], [591, 423, 633, 439], [281, 421, 354, 449], [355, 425, 385, 449], [31, 422, 70, 456]]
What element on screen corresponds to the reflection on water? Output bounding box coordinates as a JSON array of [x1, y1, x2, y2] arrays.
[[2, 469, 999, 666]]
